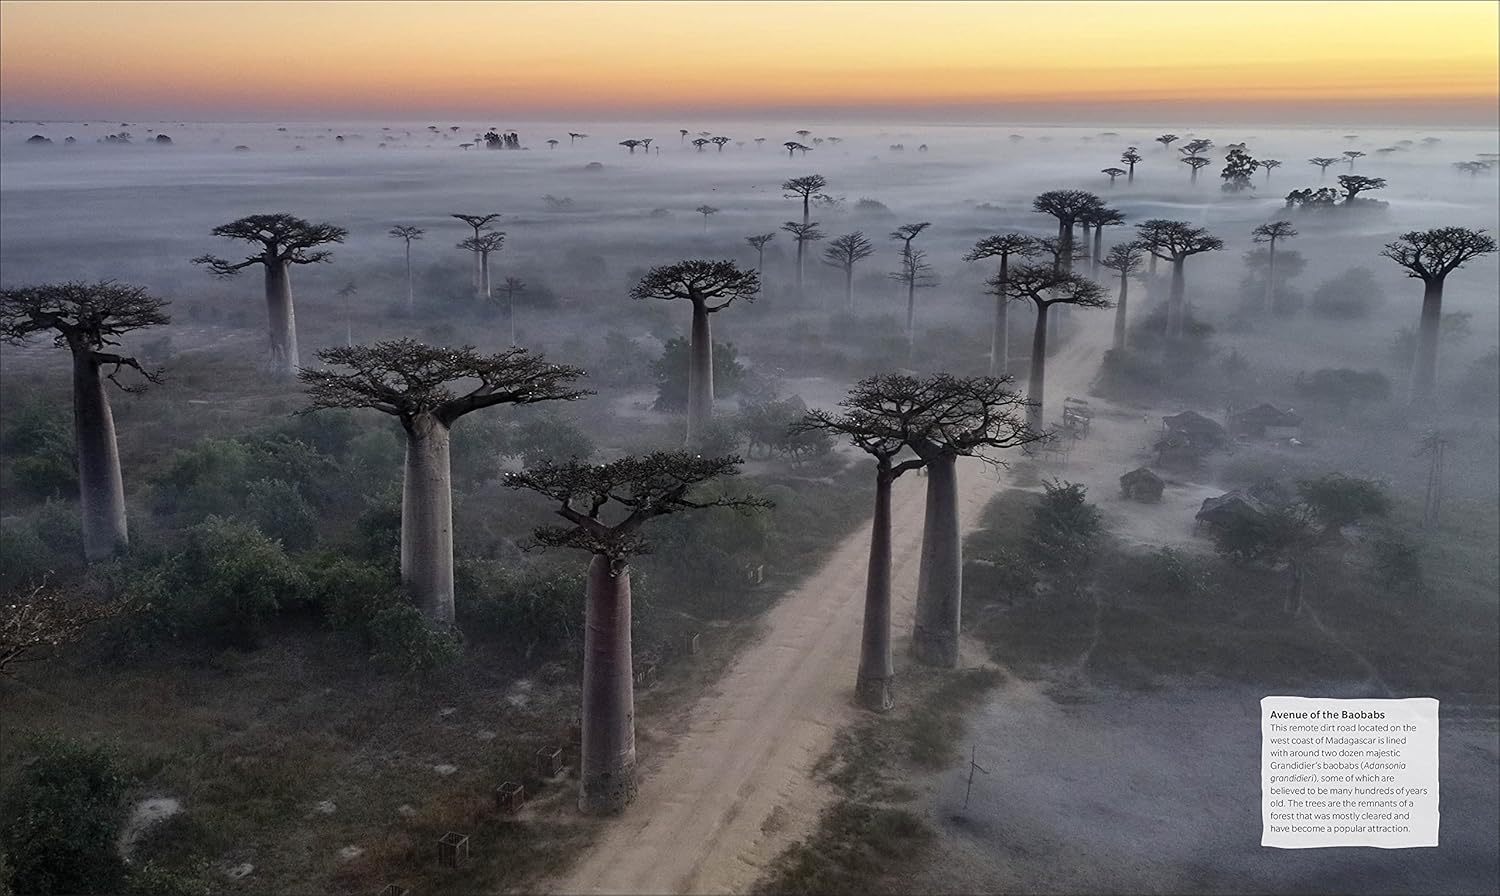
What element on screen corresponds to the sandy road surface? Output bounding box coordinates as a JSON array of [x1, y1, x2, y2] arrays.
[[545, 313, 1118, 896]]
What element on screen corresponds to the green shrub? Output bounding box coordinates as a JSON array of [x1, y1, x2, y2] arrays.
[[459, 562, 586, 657], [365, 597, 461, 675], [653, 338, 744, 411], [2, 402, 76, 501], [1371, 536, 1422, 594], [0, 735, 132, 896], [1025, 480, 1103, 584], [0, 502, 83, 592], [244, 479, 317, 551], [150, 436, 340, 522], [504, 414, 596, 468], [300, 554, 459, 674]]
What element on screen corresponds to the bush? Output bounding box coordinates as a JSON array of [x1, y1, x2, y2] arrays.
[[1309, 267, 1385, 319], [365, 597, 461, 675], [0, 735, 132, 896], [1025, 480, 1103, 586], [1, 402, 75, 501], [504, 414, 596, 468], [0, 502, 83, 592], [150, 436, 340, 522], [459, 562, 587, 657], [1371, 536, 1422, 594], [244, 479, 317, 551]]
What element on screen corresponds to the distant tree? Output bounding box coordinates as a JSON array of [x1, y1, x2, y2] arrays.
[[1136, 219, 1223, 341], [1221, 146, 1258, 192], [695, 204, 719, 231], [1, 282, 169, 560], [1454, 160, 1493, 177], [1309, 157, 1339, 179], [191, 213, 347, 374], [822, 231, 877, 308], [499, 276, 525, 345], [1251, 221, 1298, 315], [1379, 228, 1498, 405], [1099, 241, 1147, 351], [1182, 155, 1212, 183], [1284, 187, 1342, 211], [796, 129, 812, 140], [711, 136, 730, 151], [754, 137, 767, 147], [1337, 174, 1387, 203], [782, 174, 829, 295], [1080, 206, 1125, 276], [1259, 158, 1282, 180], [620, 139, 642, 154], [1155, 134, 1179, 151], [745, 233, 775, 283], [783, 141, 810, 157], [966, 233, 1039, 375], [679, 129, 689, 143], [1343, 150, 1365, 169], [457, 231, 505, 301], [1003, 266, 1111, 428], [780, 220, 826, 300], [388, 225, 424, 312], [337, 280, 358, 346], [691, 138, 709, 152], [1101, 166, 1126, 186], [568, 132, 587, 144], [505, 452, 767, 812], [640, 138, 653, 152], [1179, 138, 1213, 158], [1032, 190, 1103, 274], [450, 213, 501, 296], [631, 260, 759, 443], [546, 139, 559, 150], [300, 341, 588, 625], [1121, 146, 1142, 182]]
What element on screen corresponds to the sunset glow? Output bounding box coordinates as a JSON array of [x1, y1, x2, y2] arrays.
[[1, 0, 1496, 123]]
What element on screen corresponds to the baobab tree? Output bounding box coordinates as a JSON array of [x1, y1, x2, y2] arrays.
[[498, 276, 525, 345], [753, 137, 767, 148], [1337, 174, 1387, 203], [966, 233, 1038, 375], [679, 129, 689, 143], [630, 261, 759, 443], [1004, 266, 1111, 429], [1179, 138, 1213, 158], [822, 231, 876, 309], [1102, 167, 1126, 186], [505, 452, 767, 811], [547, 139, 559, 150], [568, 132, 587, 144], [795, 129, 812, 140], [691, 138, 709, 152], [1251, 220, 1298, 315], [1309, 157, 1339, 179], [1135, 219, 1223, 341], [457, 231, 505, 301], [1259, 158, 1282, 180], [338, 280, 358, 346], [1454, 160, 1493, 177], [711, 136, 730, 151], [1343, 150, 1365, 169], [745, 233, 775, 284], [1155, 134, 1179, 151], [1032, 190, 1101, 273], [783, 141, 810, 157], [620, 139, 642, 154], [1099, 241, 1146, 350], [191, 213, 347, 375], [1379, 228, 1498, 405], [450, 213, 501, 296], [782, 173, 828, 296], [888, 248, 937, 362], [0, 282, 169, 560], [1081, 206, 1126, 277], [299, 341, 588, 625], [640, 138, 653, 153], [695, 205, 719, 231], [780, 221, 826, 300], [1182, 155, 1212, 183], [388, 224, 424, 312], [1121, 146, 1142, 182]]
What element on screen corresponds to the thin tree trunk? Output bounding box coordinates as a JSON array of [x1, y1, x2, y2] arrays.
[[508, 291, 517, 346], [905, 276, 916, 364], [686, 301, 713, 443], [912, 453, 961, 669], [1127, 162, 1135, 183], [991, 257, 1010, 376], [1113, 273, 1130, 351], [264, 259, 299, 375], [857, 468, 895, 710], [405, 242, 414, 312], [580, 553, 637, 814], [794, 241, 805, 299], [401, 413, 455, 626], [845, 266, 854, 309], [1410, 279, 1444, 406], [1263, 239, 1277, 315], [1027, 303, 1049, 430], [71, 349, 128, 561]]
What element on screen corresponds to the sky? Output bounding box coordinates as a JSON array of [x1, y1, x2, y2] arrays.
[[1, 0, 1497, 125]]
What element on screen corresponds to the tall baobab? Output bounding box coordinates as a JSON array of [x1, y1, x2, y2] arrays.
[[499, 276, 525, 345], [505, 452, 767, 812], [1251, 221, 1298, 315], [547, 139, 559, 150], [1309, 157, 1339, 179], [1102, 167, 1126, 186], [1182, 155, 1212, 183], [782, 174, 828, 296], [1004, 266, 1111, 429], [388, 225, 424, 312], [1099, 242, 1146, 350], [1032, 190, 1102, 274], [620, 139, 642, 154], [1135, 219, 1223, 341], [1155, 134, 1179, 151], [1343, 150, 1365, 169], [630, 261, 759, 443], [780, 222, 826, 301], [1337, 174, 1387, 203], [191, 213, 347, 375], [888, 247, 936, 362], [1121, 146, 1142, 182], [695, 205, 719, 231], [745, 233, 774, 279], [691, 138, 709, 152], [300, 341, 588, 625], [451, 213, 501, 295], [1259, 159, 1282, 180], [679, 129, 689, 143], [569, 132, 587, 144], [821, 231, 876, 309], [1379, 228, 1498, 406], [966, 233, 1038, 376], [457, 231, 505, 301], [0, 282, 168, 561], [640, 138, 653, 153], [1082, 206, 1125, 277], [1179, 138, 1212, 158], [337, 280, 358, 346], [711, 136, 730, 151], [783, 141, 810, 157]]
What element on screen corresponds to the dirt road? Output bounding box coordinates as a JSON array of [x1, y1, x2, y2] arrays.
[[547, 312, 1116, 895]]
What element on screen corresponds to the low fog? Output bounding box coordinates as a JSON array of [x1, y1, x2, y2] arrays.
[[1, 117, 1496, 896]]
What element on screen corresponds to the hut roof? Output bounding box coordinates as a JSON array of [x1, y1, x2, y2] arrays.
[[1196, 491, 1269, 526]]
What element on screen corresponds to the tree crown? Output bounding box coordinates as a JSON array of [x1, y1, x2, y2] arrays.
[[389, 225, 424, 242], [193, 213, 347, 275], [822, 231, 875, 267], [1, 281, 169, 390], [458, 232, 506, 252], [1252, 220, 1298, 243], [782, 174, 828, 199], [1000, 265, 1111, 309], [1135, 219, 1224, 260], [1032, 190, 1104, 223], [964, 233, 1038, 262], [746, 233, 775, 251], [1379, 227, 1497, 281], [630, 259, 760, 311], [1100, 241, 1148, 273], [781, 221, 826, 243]]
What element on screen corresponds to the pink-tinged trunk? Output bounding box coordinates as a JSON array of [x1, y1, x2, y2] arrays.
[[401, 413, 455, 625], [991, 257, 1010, 376], [264, 259, 299, 375], [1027, 304, 1049, 430], [580, 554, 637, 814], [857, 470, 895, 710], [1112, 273, 1130, 351], [72, 350, 128, 561], [911, 453, 961, 669], [686, 301, 713, 444], [1410, 279, 1444, 407]]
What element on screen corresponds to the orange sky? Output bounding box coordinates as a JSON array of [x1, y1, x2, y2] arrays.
[[1, 1, 1496, 123]]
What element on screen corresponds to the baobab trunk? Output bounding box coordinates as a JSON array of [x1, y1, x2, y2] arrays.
[[1263, 241, 1277, 315], [404, 243, 415, 312], [507, 294, 517, 346], [990, 256, 1011, 376], [471, 248, 482, 295], [579, 553, 637, 814], [844, 267, 854, 309], [400, 413, 455, 626], [263, 259, 299, 374], [905, 277, 916, 363], [1166, 258, 1186, 341], [71, 350, 128, 561], [911, 453, 961, 668], [1080, 223, 1092, 268], [1027, 304, 1050, 430], [856, 469, 895, 710], [686, 301, 714, 444], [794, 242, 805, 300], [476, 254, 490, 301], [1112, 273, 1130, 351], [1410, 279, 1444, 406], [1092, 228, 1104, 278]]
